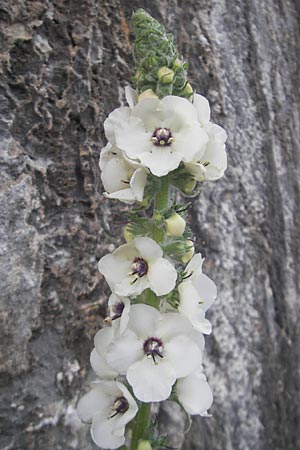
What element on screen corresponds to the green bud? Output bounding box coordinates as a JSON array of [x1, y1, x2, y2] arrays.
[[124, 225, 134, 243], [173, 175, 197, 195], [179, 82, 194, 98], [137, 440, 153, 450], [138, 89, 159, 102], [157, 66, 175, 84], [182, 241, 195, 263], [172, 57, 183, 70], [165, 213, 186, 237]]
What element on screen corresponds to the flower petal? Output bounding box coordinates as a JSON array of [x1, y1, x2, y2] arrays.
[[104, 188, 136, 204], [176, 370, 213, 415], [107, 330, 143, 374], [147, 258, 177, 296], [193, 273, 217, 312], [101, 156, 132, 193], [201, 142, 227, 180], [159, 95, 198, 128], [115, 381, 139, 428], [104, 107, 130, 144], [173, 125, 208, 162], [94, 326, 114, 354], [164, 334, 202, 378], [90, 348, 118, 379], [77, 384, 112, 423], [98, 253, 131, 288], [133, 237, 163, 261], [131, 98, 160, 130], [156, 312, 194, 340], [108, 294, 131, 335], [115, 116, 153, 158], [130, 168, 147, 202], [115, 273, 149, 297], [91, 412, 125, 449], [127, 356, 176, 402], [125, 85, 138, 109], [185, 253, 204, 278], [127, 304, 161, 338], [178, 283, 212, 334], [193, 94, 210, 126], [99, 142, 117, 171], [139, 147, 182, 177]]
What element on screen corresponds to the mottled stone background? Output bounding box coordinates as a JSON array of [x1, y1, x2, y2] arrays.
[[0, 1, 299, 449]]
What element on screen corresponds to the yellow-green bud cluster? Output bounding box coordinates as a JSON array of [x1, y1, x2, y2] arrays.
[[131, 9, 193, 99]]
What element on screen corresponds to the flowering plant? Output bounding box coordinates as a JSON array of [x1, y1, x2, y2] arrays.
[[78, 9, 227, 450]]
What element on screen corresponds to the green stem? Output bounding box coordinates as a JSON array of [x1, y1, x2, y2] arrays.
[[130, 402, 151, 450], [154, 176, 169, 211]]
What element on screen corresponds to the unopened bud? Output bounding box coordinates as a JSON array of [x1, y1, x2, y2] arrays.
[[180, 177, 197, 194], [180, 82, 193, 98], [165, 213, 186, 237], [138, 89, 159, 102], [172, 57, 182, 70], [123, 225, 134, 243], [137, 440, 153, 450], [182, 241, 195, 264], [157, 66, 175, 84]]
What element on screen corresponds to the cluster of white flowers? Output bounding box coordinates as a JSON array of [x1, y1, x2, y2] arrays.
[[77, 86, 227, 449], [100, 86, 227, 203]]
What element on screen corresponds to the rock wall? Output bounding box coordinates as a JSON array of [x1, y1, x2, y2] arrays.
[[0, 1, 299, 449]]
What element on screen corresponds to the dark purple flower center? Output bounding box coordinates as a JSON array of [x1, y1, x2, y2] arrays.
[[110, 302, 125, 320], [151, 128, 173, 146], [143, 337, 164, 363], [131, 257, 148, 279], [110, 396, 129, 418]]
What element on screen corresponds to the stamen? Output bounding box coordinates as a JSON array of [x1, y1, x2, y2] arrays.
[[130, 257, 148, 278], [144, 337, 164, 364], [109, 396, 129, 419], [110, 302, 125, 320], [151, 128, 173, 147]]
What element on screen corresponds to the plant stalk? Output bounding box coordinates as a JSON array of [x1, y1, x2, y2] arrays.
[[154, 176, 169, 210], [130, 402, 151, 450]]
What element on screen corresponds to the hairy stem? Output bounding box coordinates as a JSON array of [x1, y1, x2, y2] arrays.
[[130, 402, 151, 450], [155, 176, 169, 211]]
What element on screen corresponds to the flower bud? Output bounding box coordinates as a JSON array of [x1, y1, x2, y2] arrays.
[[157, 66, 175, 84], [172, 57, 183, 70], [180, 82, 193, 98], [138, 89, 159, 102], [182, 241, 195, 264], [123, 225, 134, 243], [176, 177, 197, 195], [137, 440, 153, 450], [165, 213, 186, 237]]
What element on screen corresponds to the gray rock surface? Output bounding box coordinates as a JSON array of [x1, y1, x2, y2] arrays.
[[0, 1, 299, 450]]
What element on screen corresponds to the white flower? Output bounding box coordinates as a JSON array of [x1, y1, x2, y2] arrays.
[[107, 95, 208, 177], [77, 380, 138, 449], [185, 94, 227, 181], [106, 304, 204, 402], [99, 143, 147, 204], [176, 367, 213, 415], [98, 237, 177, 297], [108, 293, 130, 334], [90, 327, 119, 379], [178, 253, 217, 334]]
